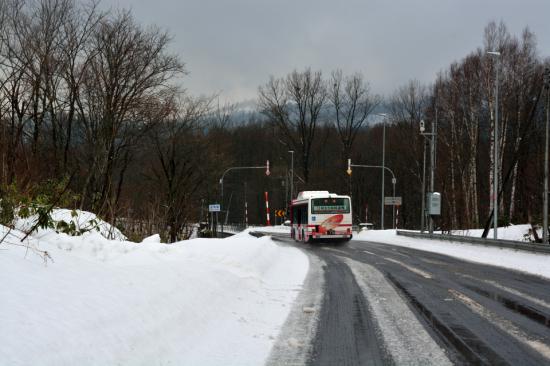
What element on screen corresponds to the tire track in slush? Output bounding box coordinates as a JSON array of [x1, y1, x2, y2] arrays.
[[307, 253, 389, 366]]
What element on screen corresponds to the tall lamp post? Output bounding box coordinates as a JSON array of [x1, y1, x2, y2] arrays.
[[347, 159, 397, 228], [543, 67, 550, 244], [488, 51, 500, 240], [378, 113, 387, 229]]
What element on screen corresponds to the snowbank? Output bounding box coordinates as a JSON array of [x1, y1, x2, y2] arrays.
[[247, 225, 290, 234], [353, 229, 550, 279], [447, 223, 532, 242], [0, 227, 308, 365], [14, 208, 126, 240]]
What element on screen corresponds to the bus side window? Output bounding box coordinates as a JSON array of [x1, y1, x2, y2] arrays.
[[302, 206, 308, 224]]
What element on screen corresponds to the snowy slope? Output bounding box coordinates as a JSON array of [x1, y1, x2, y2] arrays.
[[0, 227, 308, 366]]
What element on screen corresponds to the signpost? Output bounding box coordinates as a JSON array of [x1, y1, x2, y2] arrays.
[[208, 204, 220, 236], [208, 204, 221, 212], [384, 196, 402, 206]]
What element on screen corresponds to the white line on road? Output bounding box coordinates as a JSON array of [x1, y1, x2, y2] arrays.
[[459, 274, 550, 310], [449, 289, 550, 360], [389, 249, 410, 258], [321, 247, 349, 256], [382, 257, 433, 279]]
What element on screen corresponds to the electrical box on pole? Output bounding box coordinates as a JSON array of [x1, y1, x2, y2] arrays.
[[427, 192, 441, 216]]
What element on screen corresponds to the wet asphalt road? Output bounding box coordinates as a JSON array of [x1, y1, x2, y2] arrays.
[[271, 234, 550, 365]]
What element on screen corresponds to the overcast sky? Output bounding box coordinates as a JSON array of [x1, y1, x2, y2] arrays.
[[102, 0, 549, 102]]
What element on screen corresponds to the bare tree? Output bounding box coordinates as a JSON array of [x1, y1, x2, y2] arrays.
[[77, 10, 185, 218], [147, 94, 213, 242], [329, 70, 380, 162], [259, 68, 327, 182]]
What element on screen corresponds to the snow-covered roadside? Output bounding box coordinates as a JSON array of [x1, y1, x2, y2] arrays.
[[354, 230, 550, 279], [247, 225, 290, 235], [0, 226, 309, 366], [446, 223, 532, 242]]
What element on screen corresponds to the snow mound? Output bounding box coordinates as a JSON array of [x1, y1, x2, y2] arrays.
[[246, 225, 290, 234], [14, 208, 126, 241], [141, 233, 161, 243], [0, 226, 309, 365]]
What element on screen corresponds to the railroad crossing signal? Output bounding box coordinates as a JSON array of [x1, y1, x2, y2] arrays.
[[275, 209, 286, 217]]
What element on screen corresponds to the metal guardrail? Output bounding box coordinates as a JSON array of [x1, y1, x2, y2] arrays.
[[396, 230, 550, 255]]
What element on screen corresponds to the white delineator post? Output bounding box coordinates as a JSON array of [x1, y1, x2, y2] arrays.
[[245, 201, 248, 228], [265, 191, 271, 226]]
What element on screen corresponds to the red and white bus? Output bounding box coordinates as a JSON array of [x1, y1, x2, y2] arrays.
[[290, 191, 353, 242]]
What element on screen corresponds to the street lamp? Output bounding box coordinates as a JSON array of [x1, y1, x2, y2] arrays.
[[543, 67, 550, 244], [347, 159, 397, 228], [488, 50, 500, 240], [219, 161, 270, 233], [378, 113, 387, 229]]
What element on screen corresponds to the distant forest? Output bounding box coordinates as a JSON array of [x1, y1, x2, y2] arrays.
[[1, 0, 549, 241]]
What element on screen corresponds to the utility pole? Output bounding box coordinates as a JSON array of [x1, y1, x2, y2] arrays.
[[429, 104, 438, 234], [420, 138, 427, 233], [488, 51, 501, 239], [420, 117, 437, 235], [289, 150, 294, 203]]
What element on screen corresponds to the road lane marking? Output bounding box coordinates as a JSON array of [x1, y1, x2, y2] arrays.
[[420, 258, 448, 266], [449, 289, 550, 360], [459, 274, 550, 310], [381, 257, 433, 279], [321, 247, 349, 256], [389, 249, 409, 258], [362, 250, 377, 256]]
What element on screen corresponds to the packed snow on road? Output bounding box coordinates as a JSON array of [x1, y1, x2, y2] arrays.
[[0, 212, 309, 366]]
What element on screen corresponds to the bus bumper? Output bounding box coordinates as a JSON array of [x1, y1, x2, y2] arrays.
[[311, 234, 352, 239]]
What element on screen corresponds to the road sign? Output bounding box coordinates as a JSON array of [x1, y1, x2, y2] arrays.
[[384, 197, 402, 206], [208, 204, 221, 212], [275, 209, 286, 217]]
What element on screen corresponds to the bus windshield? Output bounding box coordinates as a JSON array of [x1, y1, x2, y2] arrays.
[[311, 197, 350, 214]]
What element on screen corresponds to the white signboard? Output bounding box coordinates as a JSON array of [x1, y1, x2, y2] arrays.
[[384, 197, 402, 206], [209, 204, 221, 212]]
